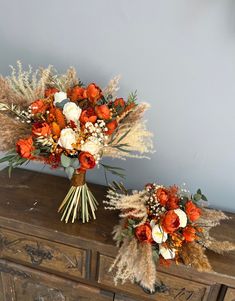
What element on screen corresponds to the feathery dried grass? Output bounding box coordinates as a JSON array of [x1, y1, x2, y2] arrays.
[[111, 237, 157, 293], [110, 237, 139, 285], [198, 209, 231, 248], [134, 242, 157, 292], [0, 113, 30, 151], [104, 189, 148, 226], [47, 67, 79, 91], [103, 75, 121, 100], [104, 103, 154, 159], [5, 61, 53, 106], [203, 238, 235, 254], [181, 242, 212, 272]]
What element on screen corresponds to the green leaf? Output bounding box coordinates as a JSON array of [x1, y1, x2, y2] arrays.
[[201, 194, 208, 201], [8, 165, 13, 178], [128, 219, 135, 226], [65, 166, 74, 180], [193, 193, 201, 202], [0, 155, 15, 163], [197, 189, 202, 195], [152, 248, 159, 263], [114, 147, 131, 153], [116, 129, 131, 144], [61, 154, 71, 168], [71, 158, 80, 169], [127, 90, 138, 104], [101, 164, 125, 171]]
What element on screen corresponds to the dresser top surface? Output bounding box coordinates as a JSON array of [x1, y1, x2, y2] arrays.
[[0, 168, 117, 246], [0, 168, 234, 282]]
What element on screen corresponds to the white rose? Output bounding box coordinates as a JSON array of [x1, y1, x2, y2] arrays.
[[81, 139, 101, 155], [58, 128, 76, 150], [54, 92, 67, 105], [152, 224, 168, 243], [63, 102, 82, 124], [174, 208, 187, 228], [159, 245, 175, 260]]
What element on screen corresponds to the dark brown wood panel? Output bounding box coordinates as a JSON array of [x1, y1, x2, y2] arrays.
[[0, 259, 113, 301], [97, 254, 218, 301], [224, 288, 235, 301], [0, 228, 88, 280]]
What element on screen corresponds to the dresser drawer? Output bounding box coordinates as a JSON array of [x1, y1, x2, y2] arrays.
[[0, 259, 113, 301], [224, 288, 235, 301], [97, 254, 218, 301], [0, 228, 89, 280]]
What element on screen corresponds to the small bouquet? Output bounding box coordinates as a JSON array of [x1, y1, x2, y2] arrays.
[[0, 62, 153, 223], [105, 182, 235, 293]]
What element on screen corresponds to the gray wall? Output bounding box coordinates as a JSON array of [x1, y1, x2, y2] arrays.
[[0, 0, 234, 211]]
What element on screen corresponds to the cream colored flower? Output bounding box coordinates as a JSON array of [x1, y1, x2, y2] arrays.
[[63, 102, 81, 124], [54, 92, 67, 105], [58, 128, 76, 150], [152, 224, 168, 243], [159, 245, 175, 260], [174, 208, 187, 228], [81, 139, 101, 155]]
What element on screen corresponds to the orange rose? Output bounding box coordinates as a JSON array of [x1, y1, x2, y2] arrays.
[[30, 99, 47, 115], [79, 151, 96, 170], [84, 83, 102, 104], [16, 136, 35, 159], [167, 196, 179, 209], [135, 223, 152, 243], [67, 86, 85, 102], [114, 98, 125, 107], [95, 104, 111, 120], [185, 201, 201, 222], [45, 87, 59, 98], [156, 188, 168, 206], [79, 108, 97, 124], [32, 122, 51, 137], [183, 226, 196, 242], [106, 120, 118, 135], [162, 210, 180, 233]]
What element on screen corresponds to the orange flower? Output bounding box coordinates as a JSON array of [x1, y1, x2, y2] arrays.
[[30, 99, 47, 115], [16, 136, 35, 159], [183, 226, 196, 242], [167, 196, 179, 210], [48, 107, 66, 129], [84, 83, 102, 104], [167, 186, 180, 209], [55, 108, 66, 129], [156, 187, 168, 206], [135, 223, 152, 243], [185, 201, 201, 222], [114, 98, 125, 107], [106, 120, 118, 135], [95, 104, 111, 120], [162, 210, 180, 233], [45, 87, 59, 98], [79, 108, 97, 124], [67, 86, 85, 102], [51, 122, 61, 137], [79, 152, 96, 170], [32, 122, 51, 137]]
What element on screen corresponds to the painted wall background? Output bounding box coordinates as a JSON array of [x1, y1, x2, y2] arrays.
[[0, 0, 234, 211]]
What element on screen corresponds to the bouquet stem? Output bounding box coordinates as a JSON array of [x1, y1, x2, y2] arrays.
[[58, 171, 98, 223]]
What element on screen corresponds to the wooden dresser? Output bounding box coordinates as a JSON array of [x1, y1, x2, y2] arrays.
[[0, 168, 234, 301]]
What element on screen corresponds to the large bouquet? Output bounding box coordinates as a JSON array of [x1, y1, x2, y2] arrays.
[[0, 62, 153, 223], [105, 182, 235, 293]]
